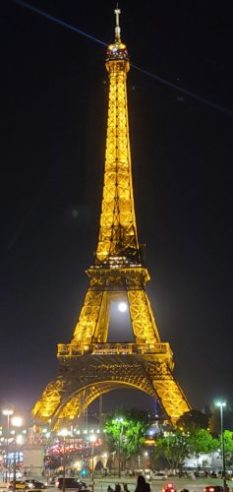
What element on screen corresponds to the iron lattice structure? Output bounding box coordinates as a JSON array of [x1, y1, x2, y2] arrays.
[[32, 16, 191, 428]]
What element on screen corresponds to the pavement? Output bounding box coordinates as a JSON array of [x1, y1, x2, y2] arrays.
[[2, 477, 227, 492]]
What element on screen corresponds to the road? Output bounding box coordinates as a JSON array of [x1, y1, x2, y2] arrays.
[[84, 477, 228, 492]]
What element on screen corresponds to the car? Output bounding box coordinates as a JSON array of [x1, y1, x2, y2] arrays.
[[8, 482, 27, 491], [153, 472, 168, 480], [203, 487, 224, 492], [55, 478, 87, 490], [25, 481, 46, 490], [0, 483, 10, 492]]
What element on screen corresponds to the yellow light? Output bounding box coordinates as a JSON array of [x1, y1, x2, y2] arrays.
[[74, 461, 81, 470], [58, 428, 69, 437]]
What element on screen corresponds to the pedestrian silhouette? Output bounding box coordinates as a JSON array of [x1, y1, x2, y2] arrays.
[[135, 475, 150, 492]]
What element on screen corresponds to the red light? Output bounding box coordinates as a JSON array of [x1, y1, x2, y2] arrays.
[[167, 485, 173, 489], [209, 489, 214, 492]]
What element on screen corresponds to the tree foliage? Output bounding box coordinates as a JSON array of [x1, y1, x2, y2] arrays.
[[189, 429, 219, 454], [154, 429, 190, 470], [154, 426, 219, 470], [103, 409, 150, 461], [223, 430, 233, 466], [177, 410, 209, 431]]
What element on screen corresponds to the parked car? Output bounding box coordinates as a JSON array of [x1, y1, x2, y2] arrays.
[[25, 481, 46, 490], [0, 482, 9, 491], [55, 478, 87, 490], [153, 472, 168, 480], [8, 482, 27, 491]]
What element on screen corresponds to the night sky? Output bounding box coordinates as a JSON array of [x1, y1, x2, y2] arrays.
[[1, 1, 233, 415]]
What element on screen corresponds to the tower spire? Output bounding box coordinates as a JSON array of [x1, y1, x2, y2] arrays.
[[114, 4, 121, 42]]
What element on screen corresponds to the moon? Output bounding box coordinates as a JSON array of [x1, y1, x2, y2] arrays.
[[118, 302, 127, 312]]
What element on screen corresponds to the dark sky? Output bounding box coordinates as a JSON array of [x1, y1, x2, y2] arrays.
[[1, 0, 232, 415]]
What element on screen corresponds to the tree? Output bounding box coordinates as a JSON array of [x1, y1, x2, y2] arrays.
[[222, 430, 233, 466], [104, 410, 150, 468], [189, 428, 219, 455], [154, 428, 190, 471], [154, 427, 219, 472], [177, 410, 209, 431]]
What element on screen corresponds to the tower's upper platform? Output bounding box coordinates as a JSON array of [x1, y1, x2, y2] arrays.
[[106, 41, 129, 63]]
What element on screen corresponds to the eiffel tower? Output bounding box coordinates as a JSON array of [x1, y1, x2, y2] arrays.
[[32, 8, 191, 427]]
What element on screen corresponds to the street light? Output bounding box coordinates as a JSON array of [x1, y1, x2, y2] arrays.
[[58, 428, 69, 492], [89, 434, 97, 488], [216, 401, 227, 491], [11, 416, 23, 492], [11, 417, 23, 428], [143, 451, 149, 466], [2, 408, 14, 482], [13, 434, 24, 492]]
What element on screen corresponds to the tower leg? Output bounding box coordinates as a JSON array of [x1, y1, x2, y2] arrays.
[[152, 374, 190, 422], [128, 290, 161, 344], [71, 290, 109, 346]]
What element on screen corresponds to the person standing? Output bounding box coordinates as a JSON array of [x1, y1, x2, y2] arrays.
[[135, 475, 151, 492]]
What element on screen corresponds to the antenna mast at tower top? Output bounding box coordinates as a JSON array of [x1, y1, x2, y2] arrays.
[[114, 4, 121, 41]]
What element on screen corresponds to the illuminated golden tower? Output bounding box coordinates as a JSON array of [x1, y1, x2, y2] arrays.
[[32, 8, 191, 427]]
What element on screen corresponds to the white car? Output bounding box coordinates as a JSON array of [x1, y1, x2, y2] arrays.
[[152, 472, 168, 480]]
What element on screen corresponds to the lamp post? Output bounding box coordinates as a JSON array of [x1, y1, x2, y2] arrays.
[[58, 428, 69, 492], [13, 434, 24, 492], [89, 434, 97, 490], [216, 401, 227, 491], [42, 429, 52, 486], [143, 451, 149, 468], [11, 416, 23, 492], [2, 408, 14, 482]]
